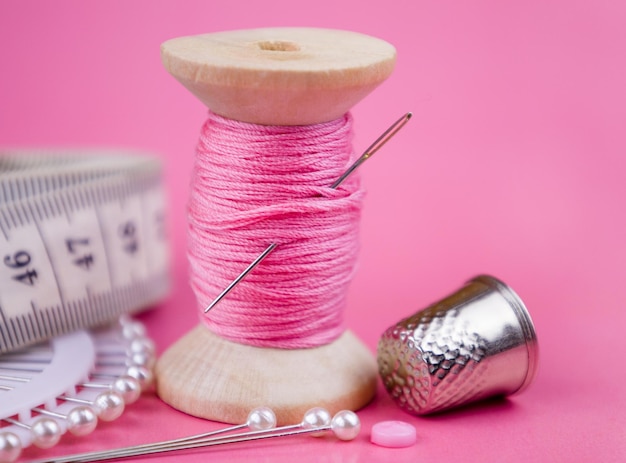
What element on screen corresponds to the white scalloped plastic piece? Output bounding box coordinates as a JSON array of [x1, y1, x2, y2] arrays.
[[0, 318, 155, 457], [0, 331, 95, 420]]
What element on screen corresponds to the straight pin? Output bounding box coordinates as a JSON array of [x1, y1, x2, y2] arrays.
[[89, 364, 154, 391], [27, 408, 359, 463], [28, 407, 276, 463], [0, 375, 30, 383], [58, 391, 125, 422], [2, 417, 61, 449], [205, 111, 412, 313], [31, 406, 98, 437], [78, 376, 141, 404]]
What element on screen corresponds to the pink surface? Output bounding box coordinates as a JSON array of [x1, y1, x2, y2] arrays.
[[1, 1, 625, 462]]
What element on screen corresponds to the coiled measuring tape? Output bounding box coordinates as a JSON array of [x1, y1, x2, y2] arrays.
[[0, 150, 170, 354]]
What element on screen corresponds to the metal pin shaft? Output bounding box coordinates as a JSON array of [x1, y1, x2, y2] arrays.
[[204, 111, 412, 313], [28, 421, 323, 463]]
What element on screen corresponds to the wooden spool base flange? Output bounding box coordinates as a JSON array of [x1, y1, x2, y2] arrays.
[[156, 325, 378, 425]]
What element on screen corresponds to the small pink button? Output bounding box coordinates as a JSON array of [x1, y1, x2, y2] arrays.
[[370, 420, 417, 448]]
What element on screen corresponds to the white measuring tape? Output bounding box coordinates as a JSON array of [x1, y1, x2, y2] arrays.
[[0, 150, 170, 354]]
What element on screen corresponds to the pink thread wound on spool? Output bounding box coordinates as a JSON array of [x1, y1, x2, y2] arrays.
[[187, 111, 364, 349]]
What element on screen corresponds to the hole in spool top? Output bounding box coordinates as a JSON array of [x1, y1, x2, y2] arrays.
[[257, 41, 300, 52]]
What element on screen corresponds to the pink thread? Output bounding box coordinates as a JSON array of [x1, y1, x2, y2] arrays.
[[187, 111, 364, 349]]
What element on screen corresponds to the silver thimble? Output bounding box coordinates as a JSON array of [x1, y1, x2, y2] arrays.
[[378, 275, 538, 415]]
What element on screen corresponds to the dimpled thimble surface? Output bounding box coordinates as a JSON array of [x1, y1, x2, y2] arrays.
[[377, 275, 538, 415]]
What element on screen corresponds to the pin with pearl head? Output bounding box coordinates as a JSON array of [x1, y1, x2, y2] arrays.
[[57, 391, 125, 422], [30, 406, 98, 437], [0, 381, 121, 459], [25, 407, 276, 463], [1, 416, 61, 450], [93, 316, 158, 387], [0, 432, 21, 463], [77, 376, 141, 405], [156, 26, 399, 426], [90, 365, 153, 392], [24, 408, 360, 463]]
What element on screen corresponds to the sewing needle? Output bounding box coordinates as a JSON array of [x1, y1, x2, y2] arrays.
[[205, 111, 412, 313]]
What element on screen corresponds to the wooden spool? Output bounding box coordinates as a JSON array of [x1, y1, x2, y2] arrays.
[[155, 27, 396, 425]]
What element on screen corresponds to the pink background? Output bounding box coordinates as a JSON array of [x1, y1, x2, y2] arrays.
[[1, 0, 625, 461]]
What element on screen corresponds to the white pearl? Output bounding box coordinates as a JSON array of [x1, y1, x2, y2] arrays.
[[129, 337, 156, 356], [93, 391, 125, 422], [330, 410, 361, 441], [247, 407, 276, 431], [0, 432, 22, 463], [125, 365, 154, 390], [129, 351, 156, 369], [31, 417, 62, 449], [301, 407, 332, 437], [66, 406, 98, 436], [121, 321, 146, 340], [112, 376, 142, 404]]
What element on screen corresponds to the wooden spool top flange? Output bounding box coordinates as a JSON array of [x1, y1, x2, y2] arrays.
[[161, 27, 396, 125]]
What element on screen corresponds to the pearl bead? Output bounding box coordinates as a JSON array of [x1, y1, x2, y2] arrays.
[[93, 391, 125, 422], [66, 406, 99, 436], [112, 376, 142, 404], [247, 407, 276, 431], [0, 432, 22, 463], [125, 365, 154, 390], [129, 351, 156, 369], [129, 337, 156, 356], [31, 417, 62, 449], [121, 321, 146, 340], [301, 407, 331, 437], [330, 410, 361, 441]]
